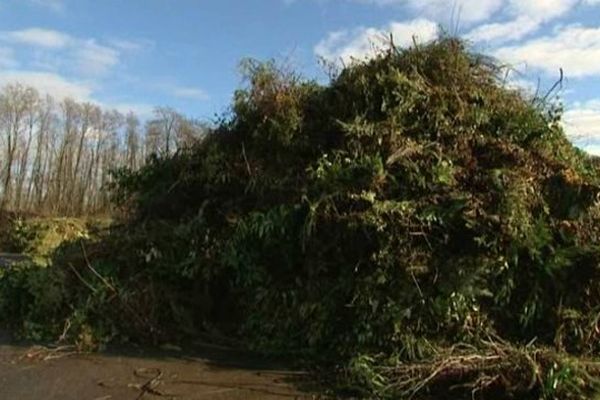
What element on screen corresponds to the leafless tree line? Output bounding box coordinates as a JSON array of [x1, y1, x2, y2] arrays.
[[0, 84, 207, 216]]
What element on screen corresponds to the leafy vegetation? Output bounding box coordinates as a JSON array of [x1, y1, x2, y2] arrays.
[[0, 213, 108, 259], [3, 37, 600, 398]]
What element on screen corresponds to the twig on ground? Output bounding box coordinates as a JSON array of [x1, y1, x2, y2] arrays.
[[21, 345, 79, 362]]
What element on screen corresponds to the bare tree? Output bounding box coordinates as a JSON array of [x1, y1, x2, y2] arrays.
[[125, 113, 140, 170], [0, 84, 38, 211], [0, 83, 201, 215]]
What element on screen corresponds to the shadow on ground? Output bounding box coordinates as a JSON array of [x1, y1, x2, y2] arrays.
[[0, 332, 324, 399]]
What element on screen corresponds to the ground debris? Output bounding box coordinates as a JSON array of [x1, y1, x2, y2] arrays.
[[20, 345, 79, 362]]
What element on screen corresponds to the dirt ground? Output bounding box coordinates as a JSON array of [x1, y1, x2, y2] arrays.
[[0, 337, 318, 400], [0, 252, 322, 399]]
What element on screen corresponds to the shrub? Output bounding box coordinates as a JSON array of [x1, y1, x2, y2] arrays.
[[3, 37, 600, 398]]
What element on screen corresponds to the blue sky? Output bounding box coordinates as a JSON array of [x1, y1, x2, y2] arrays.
[[1, 0, 600, 153]]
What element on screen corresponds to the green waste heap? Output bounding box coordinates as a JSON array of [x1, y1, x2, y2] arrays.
[[4, 38, 600, 399]]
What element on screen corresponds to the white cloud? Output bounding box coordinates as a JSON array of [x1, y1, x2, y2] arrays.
[[505, 77, 538, 94], [494, 25, 600, 78], [75, 40, 119, 76], [29, 0, 65, 12], [0, 71, 158, 120], [351, 0, 590, 45], [579, 144, 600, 156], [0, 28, 121, 77], [1, 28, 72, 48], [466, 0, 581, 44], [409, 0, 504, 24], [508, 0, 579, 21], [144, 79, 210, 102], [466, 16, 541, 43], [0, 27, 199, 115], [0, 47, 18, 69], [170, 87, 209, 100], [563, 100, 600, 141], [103, 102, 155, 119], [315, 18, 438, 64], [354, 0, 503, 23], [0, 70, 159, 120], [108, 38, 154, 52], [0, 70, 93, 101]]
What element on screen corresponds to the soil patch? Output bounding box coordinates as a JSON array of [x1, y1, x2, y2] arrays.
[[0, 341, 317, 399]]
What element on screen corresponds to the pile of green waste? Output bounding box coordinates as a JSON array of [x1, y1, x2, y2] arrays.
[[3, 38, 600, 399]]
